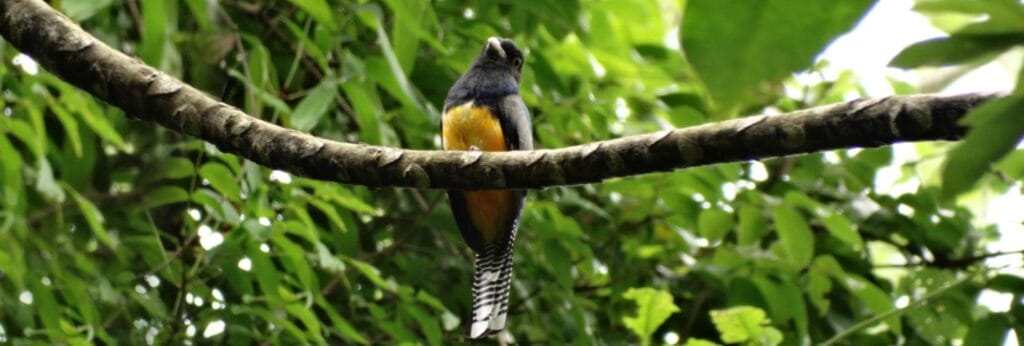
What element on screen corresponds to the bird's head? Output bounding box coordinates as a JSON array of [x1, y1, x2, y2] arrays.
[[479, 37, 524, 83]]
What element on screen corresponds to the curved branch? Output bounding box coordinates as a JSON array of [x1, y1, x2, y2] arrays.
[[0, 0, 995, 189]]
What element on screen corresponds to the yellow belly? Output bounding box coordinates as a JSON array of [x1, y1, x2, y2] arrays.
[[442, 103, 514, 242]]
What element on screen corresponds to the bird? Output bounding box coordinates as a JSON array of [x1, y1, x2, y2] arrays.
[[441, 37, 533, 339]]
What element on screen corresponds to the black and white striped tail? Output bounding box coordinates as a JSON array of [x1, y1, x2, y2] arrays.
[[468, 229, 517, 339]]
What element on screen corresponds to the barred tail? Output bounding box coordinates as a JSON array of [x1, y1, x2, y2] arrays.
[[468, 233, 517, 338]]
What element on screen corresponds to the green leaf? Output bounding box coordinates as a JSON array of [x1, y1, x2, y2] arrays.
[[738, 205, 768, 246], [681, 0, 872, 111], [192, 188, 241, 225], [318, 186, 382, 216], [772, 206, 814, 268], [61, 0, 115, 21], [347, 258, 395, 292], [622, 287, 680, 345], [683, 339, 719, 346], [285, 303, 325, 343], [316, 298, 369, 344], [138, 0, 168, 67], [286, 0, 336, 31], [341, 80, 384, 145], [914, 0, 1024, 34], [709, 306, 783, 346], [291, 77, 337, 131], [66, 184, 116, 250], [996, 149, 1024, 179], [0, 135, 24, 209], [47, 99, 82, 157], [405, 305, 442, 346], [698, 207, 734, 241], [964, 313, 1011, 346], [942, 94, 1024, 199], [34, 159, 65, 203], [139, 186, 189, 209], [156, 157, 196, 180], [29, 275, 64, 336], [890, 34, 1024, 68], [842, 274, 901, 334], [820, 213, 863, 251], [200, 162, 241, 203], [987, 274, 1024, 293]]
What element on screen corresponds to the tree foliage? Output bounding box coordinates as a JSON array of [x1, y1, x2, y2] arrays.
[[1, 0, 1023, 345]]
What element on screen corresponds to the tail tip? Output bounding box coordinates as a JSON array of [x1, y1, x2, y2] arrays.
[[467, 316, 507, 339]]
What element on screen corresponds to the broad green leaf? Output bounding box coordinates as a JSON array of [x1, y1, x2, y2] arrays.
[[681, 0, 872, 111], [709, 306, 783, 346], [200, 162, 241, 203], [156, 157, 196, 180], [820, 213, 863, 251], [942, 94, 1024, 199], [291, 77, 337, 131], [890, 34, 1024, 68], [139, 186, 190, 210], [987, 274, 1024, 293], [996, 149, 1024, 179], [698, 207, 734, 241], [622, 287, 680, 345], [964, 313, 1010, 346], [286, 0, 337, 31], [341, 81, 383, 145], [738, 205, 768, 245], [772, 206, 814, 268], [843, 274, 901, 334], [752, 275, 808, 336]]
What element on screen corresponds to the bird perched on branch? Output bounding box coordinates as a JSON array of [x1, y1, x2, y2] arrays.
[[441, 37, 533, 339]]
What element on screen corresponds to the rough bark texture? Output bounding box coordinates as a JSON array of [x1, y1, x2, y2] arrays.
[[0, 0, 996, 189]]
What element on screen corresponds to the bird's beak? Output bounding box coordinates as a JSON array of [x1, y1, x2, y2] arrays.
[[486, 37, 506, 59]]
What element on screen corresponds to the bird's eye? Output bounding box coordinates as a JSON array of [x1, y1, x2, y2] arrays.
[[511, 57, 523, 68]]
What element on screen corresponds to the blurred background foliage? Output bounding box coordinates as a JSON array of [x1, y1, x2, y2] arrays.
[[1, 0, 1024, 344]]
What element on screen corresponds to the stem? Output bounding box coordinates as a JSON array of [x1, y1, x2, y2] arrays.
[[819, 274, 974, 346]]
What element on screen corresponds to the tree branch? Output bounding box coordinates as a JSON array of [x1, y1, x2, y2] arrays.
[[0, 0, 996, 189]]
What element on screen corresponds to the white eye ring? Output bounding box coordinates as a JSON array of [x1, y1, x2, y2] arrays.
[[512, 58, 522, 68]]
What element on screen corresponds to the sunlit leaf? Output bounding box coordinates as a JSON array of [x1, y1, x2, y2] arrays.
[[709, 306, 783, 345], [681, 0, 872, 111], [622, 287, 679, 345], [291, 77, 338, 131], [942, 94, 1024, 199], [200, 162, 241, 203]]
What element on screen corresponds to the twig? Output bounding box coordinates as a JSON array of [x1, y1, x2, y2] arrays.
[[819, 274, 973, 346]]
